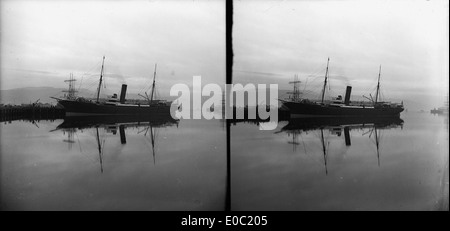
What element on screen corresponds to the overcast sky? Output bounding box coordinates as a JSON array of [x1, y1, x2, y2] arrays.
[[233, 0, 449, 110], [1, 0, 448, 110], [1, 0, 225, 98]]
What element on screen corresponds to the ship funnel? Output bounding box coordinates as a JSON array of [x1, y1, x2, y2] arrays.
[[119, 125, 126, 144], [344, 86, 352, 105], [344, 127, 351, 146], [120, 84, 127, 104]]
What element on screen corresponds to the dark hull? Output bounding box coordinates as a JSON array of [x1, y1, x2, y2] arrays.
[[282, 116, 404, 132], [56, 114, 178, 130], [57, 99, 172, 116], [282, 101, 403, 117]]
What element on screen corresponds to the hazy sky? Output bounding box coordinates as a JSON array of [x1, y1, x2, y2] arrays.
[[233, 0, 449, 110], [1, 0, 225, 97], [1, 0, 448, 110]]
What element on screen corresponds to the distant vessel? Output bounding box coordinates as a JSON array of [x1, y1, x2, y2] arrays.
[[280, 58, 404, 118], [53, 56, 172, 116], [431, 94, 449, 115]]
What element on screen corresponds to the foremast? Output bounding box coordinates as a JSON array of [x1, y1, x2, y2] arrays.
[[321, 57, 330, 104], [150, 63, 157, 104], [375, 65, 381, 105], [63, 73, 78, 100], [96, 56, 105, 103], [288, 74, 302, 102]]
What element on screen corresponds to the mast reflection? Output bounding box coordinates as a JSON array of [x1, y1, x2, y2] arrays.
[[281, 117, 404, 175], [55, 115, 179, 173]]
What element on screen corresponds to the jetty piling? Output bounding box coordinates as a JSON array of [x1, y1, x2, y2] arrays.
[[0, 104, 65, 122]]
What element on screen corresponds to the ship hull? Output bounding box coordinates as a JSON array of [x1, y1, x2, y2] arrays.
[[282, 100, 403, 118], [281, 116, 404, 132], [56, 114, 178, 129], [57, 99, 172, 117]]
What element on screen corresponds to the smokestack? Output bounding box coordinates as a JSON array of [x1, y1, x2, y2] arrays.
[[344, 86, 352, 105], [120, 84, 127, 104], [344, 127, 351, 146], [119, 125, 126, 144]]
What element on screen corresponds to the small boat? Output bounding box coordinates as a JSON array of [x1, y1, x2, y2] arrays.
[[52, 57, 172, 117], [280, 58, 404, 118], [430, 94, 449, 115]]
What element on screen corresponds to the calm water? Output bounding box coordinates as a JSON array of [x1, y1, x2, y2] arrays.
[[1, 112, 448, 211], [0, 117, 226, 211], [231, 112, 449, 211]]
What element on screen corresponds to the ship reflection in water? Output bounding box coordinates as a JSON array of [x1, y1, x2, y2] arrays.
[[231, 113, 448, 211], [280, 117, 404, 175], [1, 116, 226, 210], [54, 115, 179, 173]]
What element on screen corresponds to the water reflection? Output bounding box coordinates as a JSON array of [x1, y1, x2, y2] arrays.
[[280, 117, 404, 175], [229, 114, 446, 211], [53, 115, 179, 173], [1, 116, 226, 210]]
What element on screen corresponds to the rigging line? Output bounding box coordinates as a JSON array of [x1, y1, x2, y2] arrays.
[[326, 141, 330, 158], [77, 76, 84, 92], [102, 66, 107, 89], [81, 77, 104, 92], [102, 139, 106, 156], [145, 83, 152, 93], [137, 78, 149, 95], [302, 78, 309, 92], [75, 132, 83, 153], [81, 76, 100, 86], [73, 134, 99, 164], [300, 134, 308, 156], [77, 76, 95, 88], [306, 67, 327, 80], [139, 75, 154, 95], [82, 60, 102, 76], [307, 75, 325, 85], [81, 150, 100, 165], [296, 135, 327, 168], [77, 61, 103, 89]]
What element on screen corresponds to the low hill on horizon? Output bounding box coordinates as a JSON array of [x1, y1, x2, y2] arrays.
[[1, 86, 419, 111], [0, 86, 177, 106]]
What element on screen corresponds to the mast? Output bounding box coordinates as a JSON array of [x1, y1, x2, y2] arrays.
[[321, 57, 330, 104], [96, 56, 105, 103], [96, 127, 104, 173], [63, 73, 78, 100], [63, 128, 76, 150], [150, 125, 155, 165], [288, 74, 302, 101], [375, 127, 380, 167], [150, 63, 157, 104], [320, 129, 328, 175], [375, 65, 381, 104]]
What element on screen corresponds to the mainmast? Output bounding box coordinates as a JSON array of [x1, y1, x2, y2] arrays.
[[96, 56, 105, 103], [320, 129, 328, 175], [150, 125, 155, 165], [375, 127, 380, 167], [288, 74, 301, 101], [150, 63, 157, 104], [375, 65, 381, 104], [63, 73, 77, 100], [96, 127, 104, 173], [321, 57, 330, 104]]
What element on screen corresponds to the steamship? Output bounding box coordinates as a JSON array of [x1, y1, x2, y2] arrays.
[[52, 56, 172, 116], [280, 58, 404, 118]]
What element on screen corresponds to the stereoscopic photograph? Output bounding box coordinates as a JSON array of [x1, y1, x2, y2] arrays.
[[1, 0, 448, 215]]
